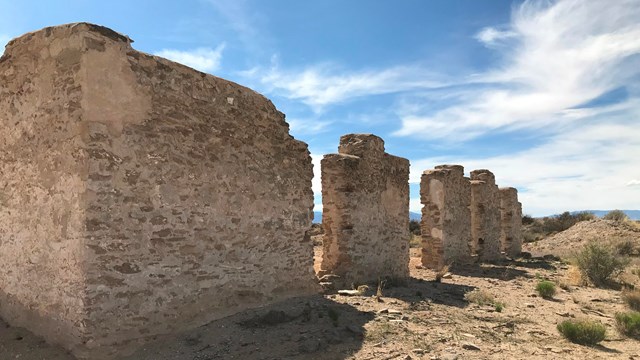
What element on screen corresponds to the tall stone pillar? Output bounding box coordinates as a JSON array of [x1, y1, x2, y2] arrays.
[[499, 187, 523, 257], [320, 134, 410, 285], [420, 165, 472, 269], [470, 170, 502, 261]]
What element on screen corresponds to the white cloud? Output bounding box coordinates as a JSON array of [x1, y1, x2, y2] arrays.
[[310, 153, 323, 197], [287, 118, 333, 136], [241, 61, 448, 112], [394, 0, 640, 140], [409, 110, 640, 216], [627, 180, 640, 187], [475, 27, 516, 46], [155, 43, 226, 73]]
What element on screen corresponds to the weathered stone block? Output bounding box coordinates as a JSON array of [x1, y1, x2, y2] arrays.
[[499, 187, 523, 257], [0, 23, 317, 359], [420, 165, 472, 269], [470, 170, 502, 261], [320, 134, 410, 285]]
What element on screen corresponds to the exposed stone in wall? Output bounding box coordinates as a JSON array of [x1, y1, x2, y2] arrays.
[[499, 187, 523, 257], [470, 170, 502, 261], [319, 134, 410, 285], [0, 23, 317, 359], [420, 165, 472, 269]]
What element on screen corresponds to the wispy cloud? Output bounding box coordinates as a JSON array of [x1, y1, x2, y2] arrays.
[[628, 180, 640, 187], [155, 43, 226, 73], [242, 61, 448, 112], [394, 0, 640, 140], [409, 102, 640, 216], [288, 118, 333, 136]]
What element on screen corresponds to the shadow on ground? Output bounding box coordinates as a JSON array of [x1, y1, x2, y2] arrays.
[[122, 294, 374, 360], [375, 277, 476, 308], [450, 262, 533, 281]]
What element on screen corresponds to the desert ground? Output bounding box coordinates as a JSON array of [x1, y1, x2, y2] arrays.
[[4, 219, 640, 360]]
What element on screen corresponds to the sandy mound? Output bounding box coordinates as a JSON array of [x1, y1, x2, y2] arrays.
[[525, 219, 640, 257]]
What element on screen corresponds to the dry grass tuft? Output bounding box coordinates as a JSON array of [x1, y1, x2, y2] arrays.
[[434, 264, 450, 283]]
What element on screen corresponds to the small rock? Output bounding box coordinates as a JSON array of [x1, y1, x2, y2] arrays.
[[388, 309, 402, 315], [526, 303, 535, 308], [299, 338, 321, 353], [404, 356, 413, 360], [378, 308, 389, 314], [345, 325, 363, 335], [412, 348, 427, 354], [462, 342, 481, 351], [441, 354, 460, 360], [442, 273, 452, 279]]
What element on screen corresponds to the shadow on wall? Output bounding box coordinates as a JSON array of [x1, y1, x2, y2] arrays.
[[121, 295, 374, 360]]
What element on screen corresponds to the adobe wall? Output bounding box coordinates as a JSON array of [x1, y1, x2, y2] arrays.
[[470, 170, 502, 261], [0, 23, 317, 359], [320, 134, 410, 285], [500, 187, 523, 257], [420, 165, 472, 269]]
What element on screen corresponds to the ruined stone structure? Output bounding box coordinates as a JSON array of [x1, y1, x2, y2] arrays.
[[0, 23, 317, 359], [469, 170, 502, 261], [500, 187, 523, 257], [420, 165, 472, 269], [319, 134, 410, 285]]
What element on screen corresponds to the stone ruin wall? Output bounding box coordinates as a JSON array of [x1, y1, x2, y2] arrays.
[[500, 187, 523, 257], [469, 170, 502, 261], [420, 165, 472, 269], [319, 134, 410, 285], [0, 23, 317, 359]]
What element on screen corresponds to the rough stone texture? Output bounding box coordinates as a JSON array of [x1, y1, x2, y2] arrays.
[[469, 170, 502, 261], [499, 187, 523, 257], [420, 165, 472, 269], [319, 134, 410, 285], [0, 23, 317, 359]]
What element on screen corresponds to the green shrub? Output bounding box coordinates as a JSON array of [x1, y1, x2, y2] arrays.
[[409, 220, 421, 235], [494, 302, 504, 312], [622, 289, 640, 311], [604, 210, 629, 222], [536, 280, 556, 299], [615, 312, 640, 338], [522, 214, 535, 225], [557, 319, 606, 345], [616, 240, 636, 256], [575, 241, 629, 286]]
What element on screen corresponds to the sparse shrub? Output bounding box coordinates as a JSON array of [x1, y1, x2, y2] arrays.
[[522, 214, 535, 225], [465, 289, 495, 306], [542, 211, 596, 234], [536, 280, 556, 299], [616, 240, 636, 256], [575, 241, 629, 286], [604, 210, 629, 222], [409, 219, 421, 235], [557, 319, 606, 345], [409, 234, 422, 248], [615, 311, 640, 338], [622, 289, 640, 311], [494, 302, 504, 312]]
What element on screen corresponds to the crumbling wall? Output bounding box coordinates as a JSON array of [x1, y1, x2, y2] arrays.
[[420, 165, 472, 269], [500, 187, 523, 257], [0, 23, 317, 359], [320, 134, 410, 285], [470, 170, 502, 261]]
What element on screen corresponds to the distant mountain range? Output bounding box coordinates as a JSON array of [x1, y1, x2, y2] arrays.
[[312, 210, 640, 223], [313, 211, 422, 223]]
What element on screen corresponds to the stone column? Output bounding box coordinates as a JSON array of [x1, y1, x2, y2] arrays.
[[470, 170, 502, 261], [499, 187, 523, 257], [320, 134, 410, 285], [420, 165, 472, 269]]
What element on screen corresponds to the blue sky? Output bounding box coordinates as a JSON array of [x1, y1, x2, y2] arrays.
[[1, 0, 639, 216]]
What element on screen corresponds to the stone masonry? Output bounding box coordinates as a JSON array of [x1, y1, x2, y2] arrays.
[[319, 134, 410, 285], [0, 23, 317, 359], [470, 170, 502, 261], [420, 165, 472, 269], [500, 187, 523, 257]]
